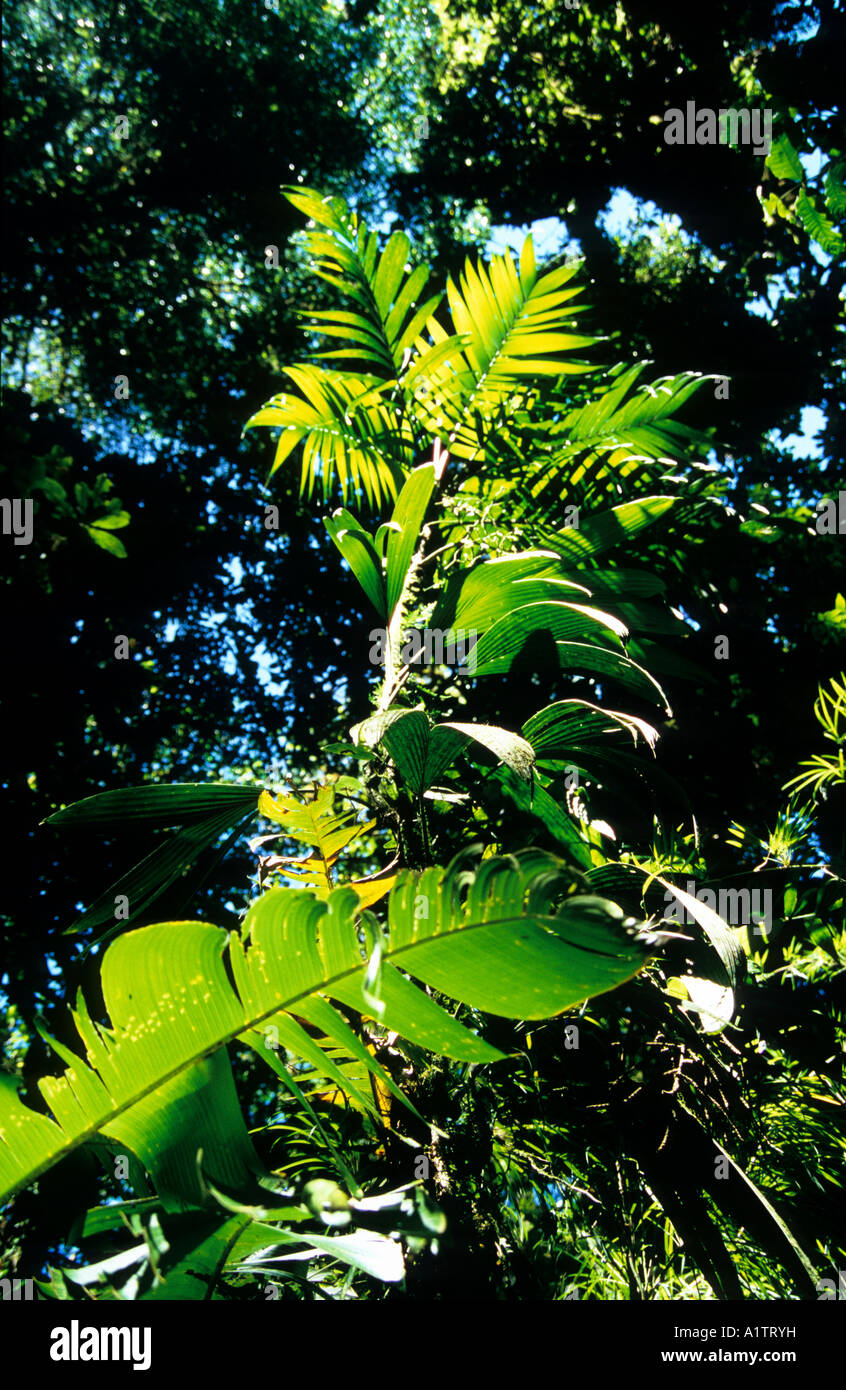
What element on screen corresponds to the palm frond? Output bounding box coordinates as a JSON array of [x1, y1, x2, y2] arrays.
[[284, 185, 442, 377], [524, 364, 715, 508], [414, 240, 599, 462], [246, 366, 414, 507], [0, 853, 657, 1208]]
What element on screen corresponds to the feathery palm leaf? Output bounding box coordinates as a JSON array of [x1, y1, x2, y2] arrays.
[[284, 185, 443, 376], [245, 366, 413, 507], [413, 242, 598, 462]]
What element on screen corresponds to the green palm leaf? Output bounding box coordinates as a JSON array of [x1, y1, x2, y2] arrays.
[[44, 783, 261, 943], [323, 463, 436, 621], [538, 496, 677, 561], [283, 185, 442, 375], [524, 365, 713, 507], [61, 809, 255, 941], [245, 366, 412, 507], [469, 599, 629, 666], [476, 632, 670, 707], [416, 240, 599, 462], [44, 783, 260, 828], [0, 854, 658, 1208], [324, 507, 387, 616], [353, 709, 535, 793], [427, 548, 669, 704], [524, 699, 660, 757], [491, 768, 595, 868], [430, 551, 591, 631], [384, 463, 436, 618]]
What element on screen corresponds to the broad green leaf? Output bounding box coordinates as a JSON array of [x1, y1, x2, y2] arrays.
[[524, 699, 659, 755], [381, 711, 431, 792], [439, 722, 535, 779], [45, 783, 260, 829], [85, 526, 127, 557], [325, 508, 387, 616], [74, 1198, 162, 1240], [375, 710, 535, 793], [269, 1228, 405, 1283], [471, 626, 670, 708], [0, 854, 657, 1205], [667, 974, 734, 1033], [539, 497, 677, 561], [492, 767, 594, 869], [766, 133, 803, 182], [577, 567, 666, 599], [88, 511, 131, 530], [469, 600, 629, 670], [229, 1219, 405, 1284], [625, 637, 713, 685], [383, 859, 652, 1016], [431, 552, 589, 631], [385, 464, 436, 618], [40, 1010, 261, 1213], [651, 874, 746, 1023]]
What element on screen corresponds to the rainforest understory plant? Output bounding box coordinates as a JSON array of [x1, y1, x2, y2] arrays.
[[1, 188, 842, 1302]]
